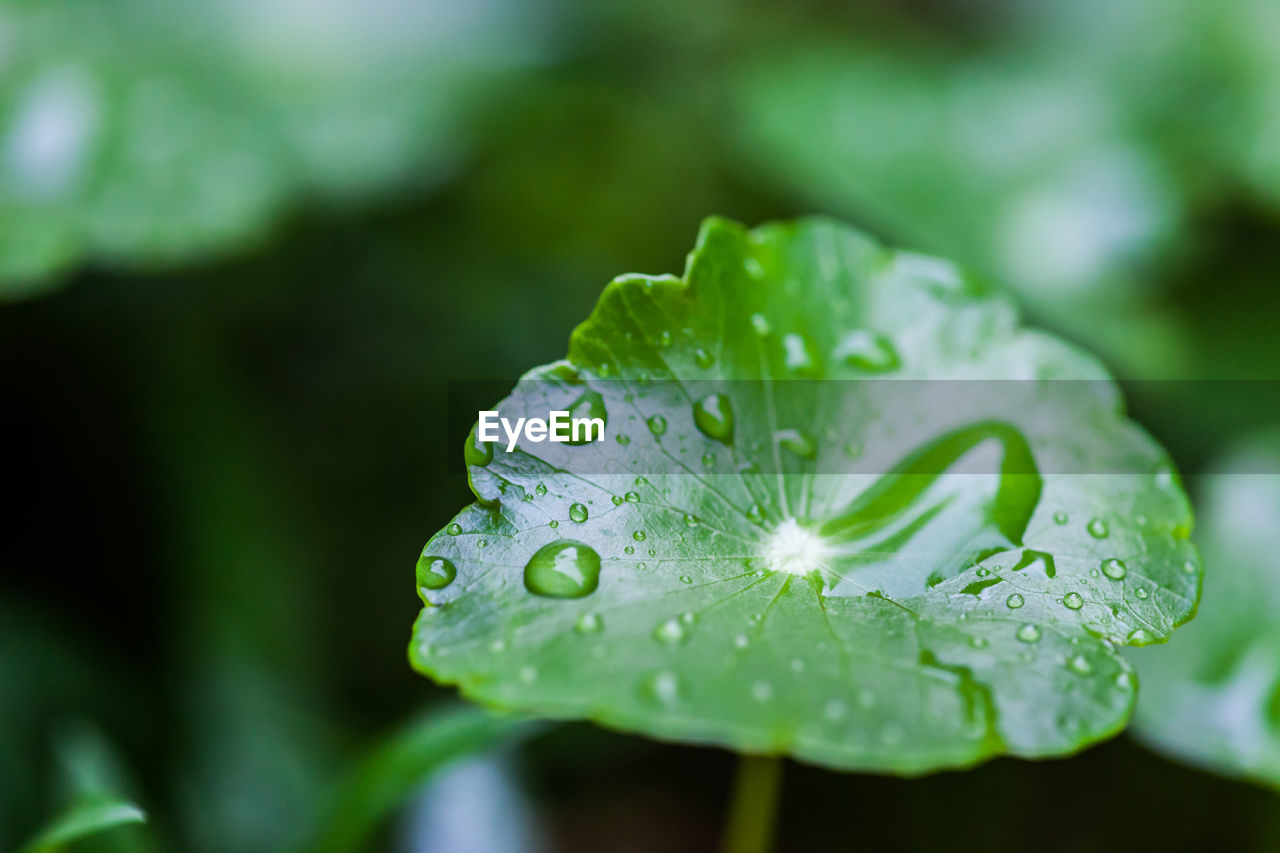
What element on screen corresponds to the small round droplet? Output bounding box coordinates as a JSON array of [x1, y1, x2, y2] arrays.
[[549, 520, 559, 529], [616, 434, 631, 445], [1053, 511, 1068, 525], [693, 393, 735, 444], [611, 495, 624, 506], [1135, 587, 1149, 600], [535, 483, 548, 497], [694, 348, 715, 369], [1017, 623, 1042, 643], [446, 523, 462, 536], [1006, 593, 1025, 609], [575, 612, 603, 634], [647, 415, 667, 436], [746, 504, 764, 524], [416, 554, 457, 591], [1087, 517, 1109, 538], [632, 530, 646, 542], [751, 680, 773, 702], [976, 567, 990, 578], [625, 491, 640, 503], [970, 636, 989, 649], [834, 329, 899, 373], [679, 574, 693, 584], [1067, 654, 1092, 675], [624, 545, 635, 555], [749, 313, 770, 336], [477, 539, 488, 549], [733, 634, 749, 649], [682, 513, 698, 528], [569, 503, 589, 523], [524, 541, 602, 598], [653, 618, 687, 645], [701, 452, 716, 469], [1062, 592, 1084, 610], [1181, 560, 1196, 574], [641, 670, 681, 706]]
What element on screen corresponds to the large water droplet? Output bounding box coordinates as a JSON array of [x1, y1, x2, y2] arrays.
[[633, 530, 647, 541], [624, 491, 640, 503], [1101, 558, 1127, 580], [693, 394, 734, 444], [1087, 517, 1109, 538], [834, 330, 900, 373], [647, 415, 667, 436], [464, 424, 494, 467], [569, 503, 589, 523], [1127, 628, 1155, 645], [777, 429, 817, 460], [1006, 593, 1025, 609], [446, 523, 462, 536], [416, 554, 457, 591], [524, 541, 602, 598], [641, 670, 682, 706], [566, 392, 607, 445], [1062, 592, 1084, 610]]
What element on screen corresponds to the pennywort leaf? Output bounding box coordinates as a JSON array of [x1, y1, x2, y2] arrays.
[[409, 217, 1200, 774], [1132, 435, 1280, 789]]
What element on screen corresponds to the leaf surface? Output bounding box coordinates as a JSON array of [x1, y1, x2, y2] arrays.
[[410, 217, 1200, 773]]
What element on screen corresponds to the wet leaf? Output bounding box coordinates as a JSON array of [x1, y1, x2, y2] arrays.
[[410, 217, 1200, 774]]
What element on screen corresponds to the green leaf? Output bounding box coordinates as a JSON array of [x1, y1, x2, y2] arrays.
[[410, 217, 1200, 774], [17, 796, 146, 853], [1131, 435, 1280, 789], [309, 704, 541, 853], [0, 0, 542, 297]]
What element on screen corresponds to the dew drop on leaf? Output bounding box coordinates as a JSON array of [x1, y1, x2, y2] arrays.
[[751, 681, 774, 702], [647, 415, 667, 436], [1006, 593, 1025, 609], [1127, 628, 1155, 645], [625, 491, 640, 503], [749, 313, 770, 336], [834, 330, 900, 373], [575, 612, 602, 634], [1063, 592, 1084, 610], [641, 670, 682, 706], [523, 541, 602, 598], [693, 393, 734, 444], [1067, 654, 1092, 675], [566, 392, 607, 445], [416, 554, 457, 591], [1087, 517, 1110, 538], [1053, 511, 1068, 524], [1101, 558, 1127, 580], [1017, 623, 1042, 643], [653, 618, 687, 645], [694, 347, 715, 368], [777, 429, 817, 459], [633, 530, 647, 541], [611, 495, 624, 506], [446, 523, 462, 536], [569, 503, 589, 523], [464, 424, 494, 467]]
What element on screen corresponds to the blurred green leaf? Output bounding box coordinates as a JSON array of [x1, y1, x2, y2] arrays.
[[1132, 434, 1280, 789], [0, 0, 549, 297], [16, 797, 146, 853], [410, 217, 1199, 774], [310, 704, 541, 853]]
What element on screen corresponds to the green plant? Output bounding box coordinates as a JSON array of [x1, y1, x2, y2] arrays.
[[1132, 433, 1280, 788], [409, 217, 1201, 847]]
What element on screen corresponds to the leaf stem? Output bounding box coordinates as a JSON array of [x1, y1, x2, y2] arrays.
[[721, 754, 784, 853]]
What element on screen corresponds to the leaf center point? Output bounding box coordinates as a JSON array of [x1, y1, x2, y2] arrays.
[[765, 518, 831, 577]]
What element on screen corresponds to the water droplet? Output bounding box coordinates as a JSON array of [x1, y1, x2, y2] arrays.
[[746, 503, 764, 524], [519, 665, 538, 684], [446, 523, 462, 536], [777, 429, 817, 460], [569, 503, 589, 523], [653, 617, 687, 645], [566, 392, 607, 445], [535, 483, 548, 497], [678, 611, 696, 626], [524, 541, 602, 598], [679, 575, 692, 584], [633, 530, 647, 541], [656, 330, 673, 348], [647, 415, 667, 436], [1127, 628, 1155, 645], [416, 554, 457, 591], [1017, 623, 1042, 643], [477, 539, 488, 548], [575, 612, 602, 634], [970, 636, 989, 649], [625, 491, 640, 503], [616, 434, 630, 445], [701, 452, 716, 469], [1135, 587, 1149, 600], [782, 333, 819, 374], [1006, 593, 1025, 609], [1181, 560, 1196, 574], [751, 680, 773, 702], [976, 567, 990, 578], [549, 520, 559, 529], [694, 348, 715, 369], [834, 330, 899, 373], [1087, 518, 1109, 538], [823, 698, 847, 721], [749, 313, 770, 336], [682, 513, 698, 528], [1067, 654, 1092, 675], [1062, 592, 1084, 610], [790, 657, 806, 673], [744, 257, 766, 279], [693, 393, 734, 444], [733, 634, 750, 649], [464, 424, 494, 467], [641, 670, 681, 706], [490, 638, 507, 652], [624, 545, 635, 555], [611, 495, 624, 506], [1053, 511, 1068, 525]]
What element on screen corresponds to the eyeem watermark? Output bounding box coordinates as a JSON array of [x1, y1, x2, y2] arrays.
[[477, 410, 605, 452]]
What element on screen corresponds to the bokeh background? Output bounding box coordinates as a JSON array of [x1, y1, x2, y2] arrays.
[[3, 0, 1280, 850]]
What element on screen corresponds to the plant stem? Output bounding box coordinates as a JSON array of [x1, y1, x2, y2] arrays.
[[721, 754, 784, 853]]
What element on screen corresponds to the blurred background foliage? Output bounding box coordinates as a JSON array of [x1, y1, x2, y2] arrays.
[[2, 0, 1279, 850]]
